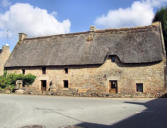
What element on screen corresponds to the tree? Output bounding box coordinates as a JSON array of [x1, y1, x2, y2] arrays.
[[153, 7, 167, 55]]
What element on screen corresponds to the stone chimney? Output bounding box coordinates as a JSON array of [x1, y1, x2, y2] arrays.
[[0, 44, 10, 75], [2, 44, 10, 52], [19, 33, 27, 41], [89, 26, 96, 32], [87, 26, 96, 41]]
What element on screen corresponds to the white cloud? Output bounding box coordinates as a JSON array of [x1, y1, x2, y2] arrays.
[[0, 3, 71, 38], [1, 0, 11, 7], [95, 0, 167, 28], [146, 0, 167, 7]]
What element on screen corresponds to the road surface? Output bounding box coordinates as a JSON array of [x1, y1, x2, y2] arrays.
[[0, 94, 166, 128]]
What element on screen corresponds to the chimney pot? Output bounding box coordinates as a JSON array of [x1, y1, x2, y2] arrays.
[[90, 26, 96, 32], [2, 45, 10, 52], [19, 33, 27, 41]]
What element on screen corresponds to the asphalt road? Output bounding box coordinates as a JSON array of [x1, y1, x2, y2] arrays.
[[0, 94, 166, 128]]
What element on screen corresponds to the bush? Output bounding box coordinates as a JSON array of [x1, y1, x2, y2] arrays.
[[0, 75, 10, 88], [23, 74, 36, 85], [0, 73, 36, 91]]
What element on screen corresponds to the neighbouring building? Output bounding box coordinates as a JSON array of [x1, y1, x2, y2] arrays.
[[0, 45, 10, 75], [3, 22, 167, 97]]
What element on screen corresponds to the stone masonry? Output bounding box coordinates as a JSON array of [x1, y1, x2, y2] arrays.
[[0, 45, 10, 75], [7, 56, 166, 97]]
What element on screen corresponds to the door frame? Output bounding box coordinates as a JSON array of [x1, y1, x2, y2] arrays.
[[109, 80, 118, 94], [41, 80, 47, 92]]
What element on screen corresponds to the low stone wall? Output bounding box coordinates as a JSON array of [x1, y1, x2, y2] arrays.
[[48, 88, 167, 98], [0, 89, 11, 94], [0, 88, 167, 98]]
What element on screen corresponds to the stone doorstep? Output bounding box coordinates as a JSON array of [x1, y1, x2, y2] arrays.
[[15, 89, 25, 94]]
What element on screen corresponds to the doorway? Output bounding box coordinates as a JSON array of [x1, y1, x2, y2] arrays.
[[109, 80, 118, 94], [41, 80, 47, 92]]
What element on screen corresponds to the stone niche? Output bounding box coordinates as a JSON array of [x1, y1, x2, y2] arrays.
[[16, 80, 23, 89]]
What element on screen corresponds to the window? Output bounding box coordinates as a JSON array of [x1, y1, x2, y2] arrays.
[[64, 80, 68, 88], [111, 56, 115, 62], [23, 81, 25, 87], [65, 68, 68, 74], [22, 69, 25, 74], [136, 83, 143, 92], [42, 67, 46, 74]]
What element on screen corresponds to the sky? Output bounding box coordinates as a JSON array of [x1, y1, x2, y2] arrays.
[[0, 0, 167, 50]]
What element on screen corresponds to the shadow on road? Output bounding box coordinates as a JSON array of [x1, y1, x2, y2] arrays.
[[68, 98, 167, 128]]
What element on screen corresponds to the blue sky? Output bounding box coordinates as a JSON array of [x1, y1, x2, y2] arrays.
[[0, 0, 167, 50], [0, 0, 133, 32]]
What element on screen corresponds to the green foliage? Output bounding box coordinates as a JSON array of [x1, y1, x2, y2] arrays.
[[3, 70, 7, 77], [153, 7, 167, 55], [0, 73, 36, 91], [23, 74, 36, 85], [0, 75, 9, 88]]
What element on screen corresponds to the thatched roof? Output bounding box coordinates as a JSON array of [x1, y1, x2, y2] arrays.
[[5, 23, 165, 67]]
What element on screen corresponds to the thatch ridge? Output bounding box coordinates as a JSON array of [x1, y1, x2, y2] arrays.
[[24, 23, 159, 40]]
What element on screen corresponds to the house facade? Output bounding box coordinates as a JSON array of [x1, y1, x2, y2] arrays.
[[3, 22, 167, 97], [0, 45, 10, 76]]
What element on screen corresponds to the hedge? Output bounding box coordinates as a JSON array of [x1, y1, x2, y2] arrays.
[[0, 73, 36, 90]]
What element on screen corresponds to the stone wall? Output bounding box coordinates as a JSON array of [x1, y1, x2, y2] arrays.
[[6, 56, 166, 97], [0, 45, 10, 75]]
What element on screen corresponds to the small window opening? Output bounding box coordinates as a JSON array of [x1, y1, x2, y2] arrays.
[[50, 81, 52, 86], [42, 67, 46, 74], [136, 83, 143, 92], [23, 81, 25, 87], [64, 80, 68, 88], [22, 69, 25, 74], [65, 68, 68, 74], [111, 56, 115, 62]]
